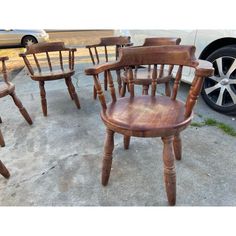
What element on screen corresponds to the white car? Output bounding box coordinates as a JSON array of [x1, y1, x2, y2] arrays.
[[118, 30, 236, 115], [0, 29, 49, 48]]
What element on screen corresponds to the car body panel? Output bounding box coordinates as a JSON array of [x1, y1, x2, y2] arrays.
[[0, 29, 49, 47]]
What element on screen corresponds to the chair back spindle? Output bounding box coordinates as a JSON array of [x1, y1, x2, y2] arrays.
[[33, 53, 41, 73], [151, 64, 158, 96], [94, 47, 100, 64], [115, 69, 122, 92], [128, 67, 135, 97], [158, 64, 164, 78], [88, 47, 96, 65], [171, 65, 183, 100], [46, 52, 52, 71], [104, 46, 108, 62], [71, 50, 75, 70], [59, 51, 64, 71], [165, 65, 175, 97], [93, 74, 107, 111], [107, 70, 117, 102]]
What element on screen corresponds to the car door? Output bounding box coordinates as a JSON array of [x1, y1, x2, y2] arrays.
[[0, 29, 20, 47]]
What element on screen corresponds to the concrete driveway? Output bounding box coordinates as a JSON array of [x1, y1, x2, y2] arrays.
[[0, 60, 235, 206]]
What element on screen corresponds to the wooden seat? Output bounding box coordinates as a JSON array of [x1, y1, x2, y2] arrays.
[[32, 69, 74, 81], [0, 159, 10, 179], [120, 37, 181, 96], [102, 96, 190, 137], [85, 45, 214, 206], [0, 56, 33, 147], [19, 42, 80, 116], [86, 36, 132, 99]]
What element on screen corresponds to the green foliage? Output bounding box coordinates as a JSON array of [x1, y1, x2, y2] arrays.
[[204, 118, 217, 126], [191, 118, 236, 137], [190, 122, 205, 127]]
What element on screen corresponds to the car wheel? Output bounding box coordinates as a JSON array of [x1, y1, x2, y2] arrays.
[[22, 36, 38, 47], [202, 46, 236, 115]]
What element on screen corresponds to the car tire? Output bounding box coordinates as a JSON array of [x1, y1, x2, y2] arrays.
[[201, 45, 236, 115], [22, 36, 38, 47]]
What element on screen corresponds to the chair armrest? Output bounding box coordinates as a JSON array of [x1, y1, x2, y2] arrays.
[[0, 56, 9, 61], [85, 43, 101, 48], [195, 59, 214, 77], [19, 53, 26, 57], [85, 61, 120, 75]]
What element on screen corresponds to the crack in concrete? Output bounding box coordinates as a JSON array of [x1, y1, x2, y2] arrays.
[[0, 152, 79, 191]]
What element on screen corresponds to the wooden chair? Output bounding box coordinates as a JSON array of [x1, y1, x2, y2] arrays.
[[120, 37, 181, 96], [86, 36, 132, 99], [19, 42, 80, 116], [0, 159, 10, 179], [0, 57, 33, 147], [85, 45, 214, 205]]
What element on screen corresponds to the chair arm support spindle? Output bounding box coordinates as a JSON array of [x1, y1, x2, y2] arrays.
[[93, 74, 107, 112], [1, 59, 10, 84]]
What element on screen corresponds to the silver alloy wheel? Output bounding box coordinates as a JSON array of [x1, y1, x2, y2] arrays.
[[204, 56, 236, 107], [25, 38, 35, 47], [22, 36, 37, 47]]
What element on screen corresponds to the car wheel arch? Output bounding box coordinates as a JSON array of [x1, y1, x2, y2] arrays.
[[21, 35, 38, 46], [199, 37, 236, 60]]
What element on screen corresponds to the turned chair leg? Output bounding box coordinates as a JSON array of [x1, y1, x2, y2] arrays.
[[161, 136, 176, 206], [66, 77, 81, 109], [142, 85, 149, 95], [173, 133, 182, 161], [102, 129, 115, 186], [120, 82, 127, 97], [93, 85, 97, 100], [127, 83, 130, 92], [39, 81, 47, 116], [124, 135, 131, 150], [0, 160, 10, 178], [10, 92, 33, 125], [0, 128, 5, 147], [65, 79, 74, 100]]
